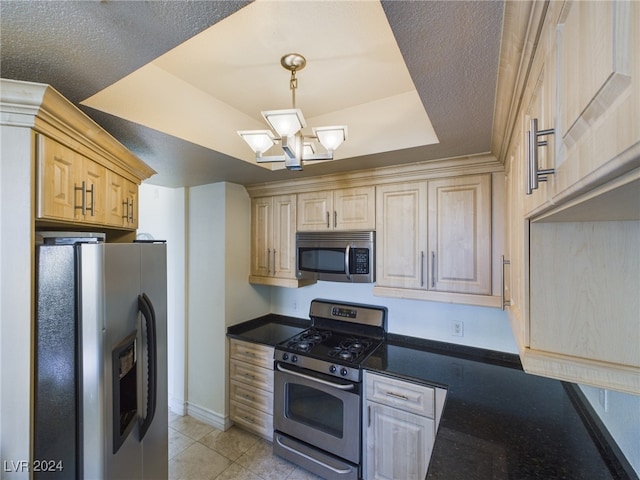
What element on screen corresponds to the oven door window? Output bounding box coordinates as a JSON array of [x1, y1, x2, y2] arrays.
[[286, 383, 344, 438], [298, 248, 346, 274]]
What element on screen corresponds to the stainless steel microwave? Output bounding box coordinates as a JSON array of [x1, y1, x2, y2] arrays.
[[296, 231, 375, 283]]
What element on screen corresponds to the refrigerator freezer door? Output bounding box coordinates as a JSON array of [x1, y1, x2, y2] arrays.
[[100, 243, 168, 480], [86, 243, 143, 479]]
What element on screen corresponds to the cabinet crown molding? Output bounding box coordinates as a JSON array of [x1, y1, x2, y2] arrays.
[[1, 78, 155, 183], [246, 153, 502, 198]]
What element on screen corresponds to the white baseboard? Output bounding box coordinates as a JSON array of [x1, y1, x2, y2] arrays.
[[168, 396, 187, 416], [185, 402, 232, 431]]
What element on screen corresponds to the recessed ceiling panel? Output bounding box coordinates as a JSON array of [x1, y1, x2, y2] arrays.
[[81, 0, 438, 168]]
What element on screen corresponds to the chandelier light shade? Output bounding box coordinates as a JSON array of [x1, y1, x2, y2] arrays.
[[238, 53, 347, 170], [313, 126, 348, 152], [238, 130, 276, 154], [263, 108, 306, 137]]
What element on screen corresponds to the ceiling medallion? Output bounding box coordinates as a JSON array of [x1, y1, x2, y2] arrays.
[[238, 53, 347, 171]]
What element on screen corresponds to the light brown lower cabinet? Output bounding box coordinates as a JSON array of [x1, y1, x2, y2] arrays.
[[228, 339, 274, 440], [362, 371, 446, 480]]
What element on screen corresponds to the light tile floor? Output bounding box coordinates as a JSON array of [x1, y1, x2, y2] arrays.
[[168, 412, 324, 480]]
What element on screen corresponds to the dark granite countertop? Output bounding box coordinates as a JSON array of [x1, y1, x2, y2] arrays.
[[227, 317, 630, 480], [227, 313, 310, 346], [363, 336, 626, 480]]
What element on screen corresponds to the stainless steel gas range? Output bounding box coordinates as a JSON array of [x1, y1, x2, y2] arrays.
[[273, 298, 387, 480]]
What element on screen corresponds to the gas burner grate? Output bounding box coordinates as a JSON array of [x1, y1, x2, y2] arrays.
[[327, 337, 374, 363], [285, 328, 332, 352]]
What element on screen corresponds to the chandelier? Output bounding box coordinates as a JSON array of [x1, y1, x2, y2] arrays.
[[238, 53, 347, 171]]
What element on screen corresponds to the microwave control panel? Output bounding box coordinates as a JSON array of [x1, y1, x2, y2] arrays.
[[351, 248, 370, 274]]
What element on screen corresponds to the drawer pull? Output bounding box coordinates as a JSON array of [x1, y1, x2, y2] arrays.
[[386, 391, 409, 401], [244, 394, 255, 401]]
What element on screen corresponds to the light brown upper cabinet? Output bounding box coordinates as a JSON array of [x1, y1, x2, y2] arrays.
[[3, 79, 155, 235], [37, 135, 107, 225], [427, 175, 491, 295], [375, 174, 493, 305], [297, 186, 375, 231], [249, 194, 316, 288], [501, 1, 640, 394], [106, 171, 138, 229]]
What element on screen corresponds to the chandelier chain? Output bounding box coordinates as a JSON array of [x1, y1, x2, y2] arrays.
[[290, 70, 298, 109]]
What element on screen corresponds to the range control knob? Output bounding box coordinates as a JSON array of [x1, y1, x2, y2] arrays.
[[329, 365, 337, 374], [340, 368, 348, 377], [291, 355, 298, 363], [282, 353, 289, 361]]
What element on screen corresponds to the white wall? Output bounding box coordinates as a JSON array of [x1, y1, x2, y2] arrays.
[[271, 282, 518, 353], [579, 385, 640, 476], [138, 184, 187, 414], [186, 183, 225, 422], [224, 183, 271, 326], [1, 125, 34, 479], [185, 183, 268, 426], [139, 182, 269, 428]]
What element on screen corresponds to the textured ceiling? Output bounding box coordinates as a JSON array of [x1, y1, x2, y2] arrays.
[[0, 0, 505, 188]]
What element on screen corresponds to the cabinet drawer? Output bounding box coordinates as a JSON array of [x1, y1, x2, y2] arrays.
[[230, 379, 273, 414], [229, 358, 274, 392], [230, 400, 273, 440], [229, 339, 274, 369], [365, 372, 435, 417]]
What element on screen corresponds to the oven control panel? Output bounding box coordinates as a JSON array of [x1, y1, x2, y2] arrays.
[[275, 349, 360, 382], [331, 307, 357, 319]]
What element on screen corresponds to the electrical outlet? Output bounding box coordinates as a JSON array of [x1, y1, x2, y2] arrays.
[[452, 320, 464, 337], [598, 389, 609, 412], [292, 301, 297, 311]]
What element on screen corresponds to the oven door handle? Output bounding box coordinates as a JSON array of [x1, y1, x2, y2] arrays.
[[276, 363, 355, 390], [275, 434, 354, 475]]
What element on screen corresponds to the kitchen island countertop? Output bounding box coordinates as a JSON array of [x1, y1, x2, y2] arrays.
[[227, 316, 629, 480]]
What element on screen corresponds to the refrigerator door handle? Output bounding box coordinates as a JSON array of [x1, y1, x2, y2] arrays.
[[138, 292, 157, 441]]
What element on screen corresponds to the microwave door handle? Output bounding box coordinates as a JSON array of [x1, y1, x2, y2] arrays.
[[344, 244, 351, 280]]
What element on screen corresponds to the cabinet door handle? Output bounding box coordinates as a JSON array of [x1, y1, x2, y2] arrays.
[[326, 211, 330, 229], [431, 251, 436, 288], [420, 251, 425, 287], [334, 211, 337, 228], [273, 249, 277, 275], [122, 199, 129, 220], [128, 198, 135, 223], [526, 118, 555, 195], [266, 249, 271, 274], [87, 183, 95, 216], [75, 181, 86, 215], [501, 255, 511, 310]]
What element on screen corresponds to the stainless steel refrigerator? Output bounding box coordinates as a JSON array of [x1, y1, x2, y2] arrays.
[[34, 233, 168, 479]]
